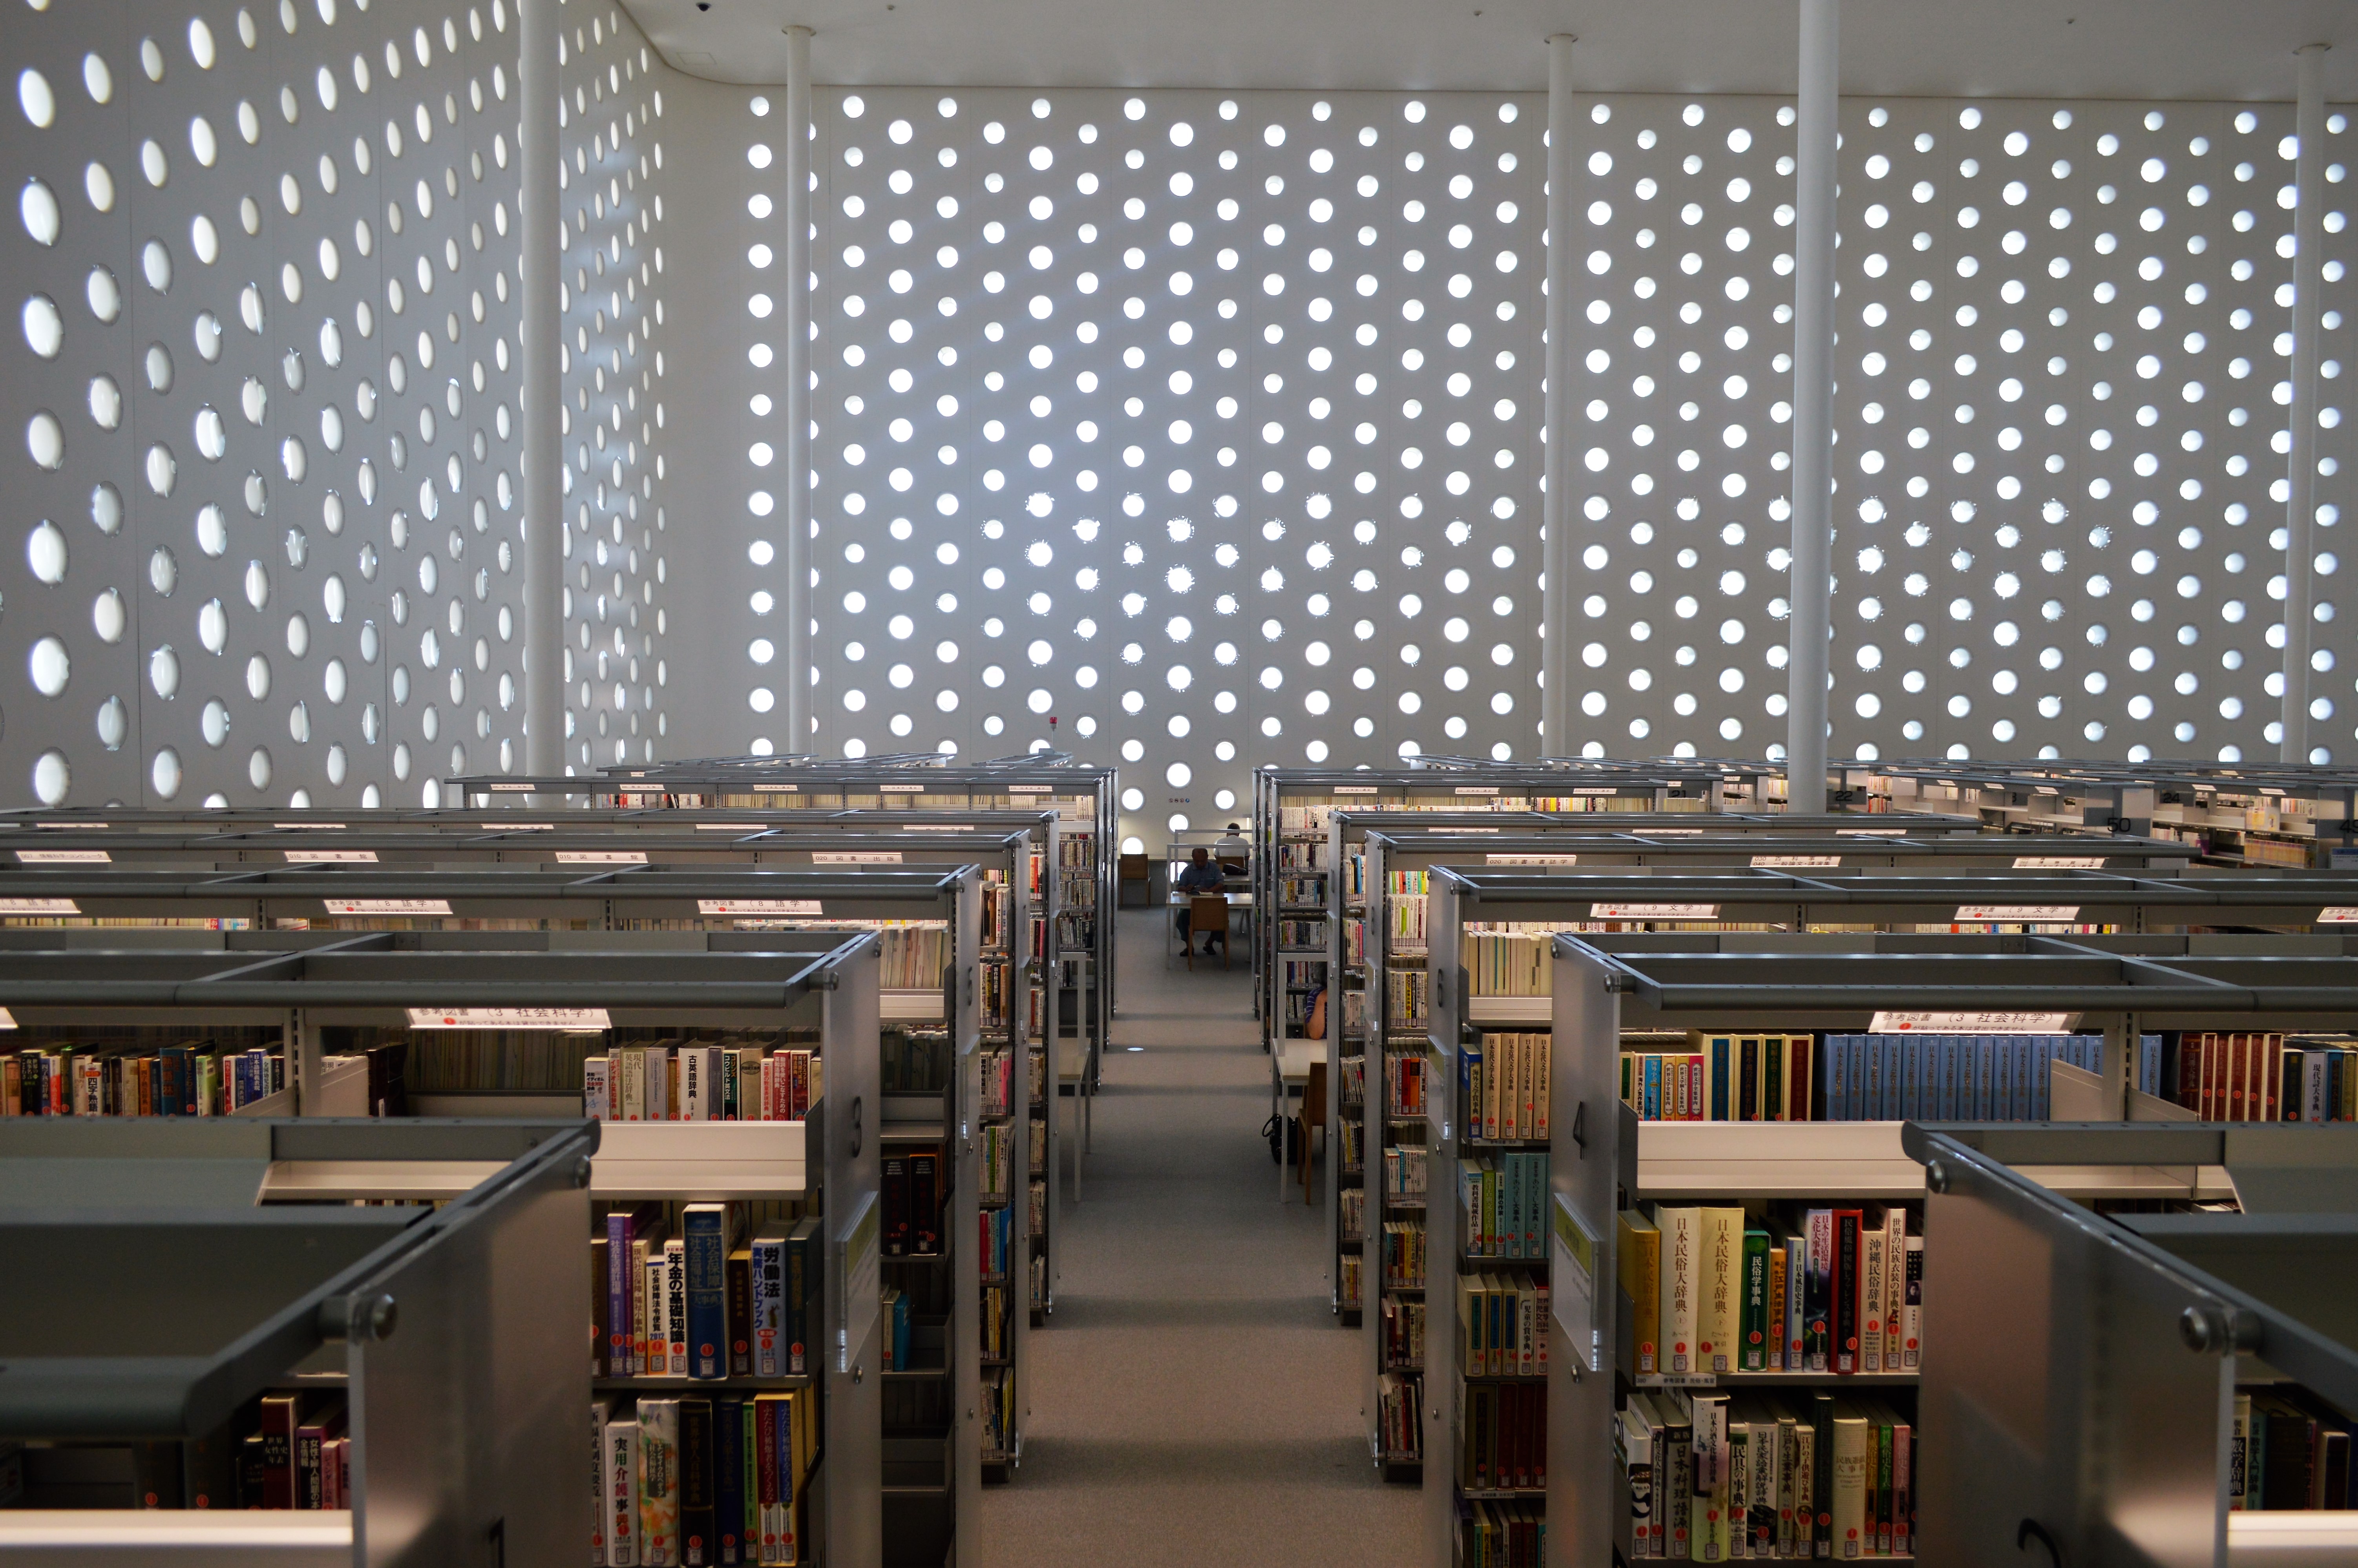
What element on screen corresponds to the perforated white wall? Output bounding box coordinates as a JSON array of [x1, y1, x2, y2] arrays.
[[662, 86, 2350, 848], [0, 0, 680, 807], [1568, 95, 2355, 768], [552, 1, 676, 772]]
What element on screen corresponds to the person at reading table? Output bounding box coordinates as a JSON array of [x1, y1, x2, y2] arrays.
[[1175, 846, 1229, 955]]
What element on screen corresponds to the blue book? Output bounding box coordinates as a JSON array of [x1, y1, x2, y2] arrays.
[[1937, 1037, 1958, 1121], [1901, 1036, 1921, 1121], [684, 1203, 731, 1379], [1863, 1036, 1883, 1121], [1824, 1035, 1847, 1123], [1992, 1037, 2012, 1121], [1885, 1035, 1904, 1120], [2012, 1038, 2033, 1121], [1462, 1037, 1484, 1108], [1643, 1055, 1662, 1121], [2031, 1037, 2053, 1122], [1850, 1035, 1869, 1122], [714, 1395, 747, 1565], [890, 1291, 912, 1372]]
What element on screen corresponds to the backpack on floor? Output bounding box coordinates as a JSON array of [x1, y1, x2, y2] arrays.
[[1261, 1112, 1302, 1165]]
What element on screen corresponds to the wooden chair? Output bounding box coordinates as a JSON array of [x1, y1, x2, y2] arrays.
[[1117, 852, 1153, 907], [1295, 1059, 1327, 1204], [1185, 896, 1229, 971]]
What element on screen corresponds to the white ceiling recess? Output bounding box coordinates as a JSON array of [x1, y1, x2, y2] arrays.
[[617, 0, 2354, 101]]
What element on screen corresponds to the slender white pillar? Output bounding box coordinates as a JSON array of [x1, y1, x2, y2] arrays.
[[2281, 43, 2329, 763], [782, 28, 815, 757], [520, 0, 565, 778], [1784, 0, 1837, 811], [1538, 34, 1579, 759]]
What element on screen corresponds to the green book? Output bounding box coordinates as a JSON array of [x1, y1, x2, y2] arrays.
[[1740, 1227, 1772, 1372]]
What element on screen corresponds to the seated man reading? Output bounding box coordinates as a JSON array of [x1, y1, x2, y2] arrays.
[[1175, 846, 1229, 955]]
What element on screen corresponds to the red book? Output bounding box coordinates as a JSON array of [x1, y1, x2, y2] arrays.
[[258, 1393, 300, 1509]]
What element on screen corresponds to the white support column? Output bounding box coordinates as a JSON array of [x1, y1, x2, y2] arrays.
[[2281, 43, 2330, 763], [1538, 34, 1579, 760], [782, 27, 815, 757], [520, 0, 565, 779], [1784, 0, 1838, 812]]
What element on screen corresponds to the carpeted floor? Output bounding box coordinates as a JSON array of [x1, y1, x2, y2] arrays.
[[970, 907, 1422, 1566]]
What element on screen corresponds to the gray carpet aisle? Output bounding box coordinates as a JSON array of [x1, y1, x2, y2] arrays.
[[971, 907, 1422, 1567]]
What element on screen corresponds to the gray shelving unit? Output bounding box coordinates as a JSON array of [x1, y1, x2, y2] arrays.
[[1902, 1120, 2358, 1568], [444, 758, 1120, 1108], [0, 865, 1020, 1559], [0, 933, 887, 1568], [0, 1117, 596, 1568], [1332, 825, 2205, 1343], [1513, 940, 2358, 1568]]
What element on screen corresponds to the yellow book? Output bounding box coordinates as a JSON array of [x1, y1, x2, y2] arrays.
[[1698, 1207, 1746, 1375], [1618, 1208, 1662, 1375]]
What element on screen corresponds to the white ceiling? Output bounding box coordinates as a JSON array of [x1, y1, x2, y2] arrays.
[[621, 0, 2354, 101]]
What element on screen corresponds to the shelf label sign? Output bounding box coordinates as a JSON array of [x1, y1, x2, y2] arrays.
[[284, 849, 378, 863], [2319, 907, 2358, 925], [1871, 1009, 2078, 1033], [881, 784, 927, 794], [273, 823, 349, 829], [326, 899, 452, 915], [839, 1190, 881, 1375], [0, 1007, 16, 1029], [2013, 856, 2109, 869], [1953, 905, 2080, 922], [556, 850, 648, 864], [1836, 828, 1909, 836], [908, 823, 975, 831], [752, 783, 800, 792], [1487, 853, 1580, 866], [1333, 785, 1379, 795], [16, 849, 109, 863], [1551, 1193, 1604, 1373], [695, 824, 769, 832], [1574, 787, 1623, 796], [814, 851, 903, 864], [1453, 786, 1500, 796], [487, 782, 534, 792], [1590, 902, 1720, 919], [698, 899, 824, 915], [0, 898, 80, 914], [1751, 854, 1842, 867], [483, 823, 555, 830], [406, 1006, 612, 1030]]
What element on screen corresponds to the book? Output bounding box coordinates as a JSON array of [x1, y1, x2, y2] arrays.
[[1832, 1210, 1863, 1376], [1693, 1393, 1731, 1561], [1741, 1228, 1772, 1372], [678, 1399, 714, 1566], [606, 1411, 641, 1566], [258, 1393, 299, 1510], [1830, 1407, 1871, 1559], [1619, 1209, 1661, 1376], [1621, 1404, 1656, 1556], [749, 1224, 791, 1379], [1858, 1216, 1886, 1375], [637, 1398, 681, 1566], [1656, 1206, 1700, 1375], [684, 1205, 731, 1380], [1699, 1207, 1744, 1375], [1901, 1235, 1924, 1369], [714, 1396, 747, 1566]]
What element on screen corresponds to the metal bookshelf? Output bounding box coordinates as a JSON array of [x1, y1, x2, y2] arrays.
[[0, 868, 1024, 1559], [0, 935, 891, 1568], [0, 1116, 600, 1567], [1444, 933, 2358, 1566], [0, 820, 1072, 1329], [447, 757, 1119, 1164], [1903, 1121, 2358, 1565], [1848, 758, 2358, 870], [1331, 824, 2208, 1329]]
